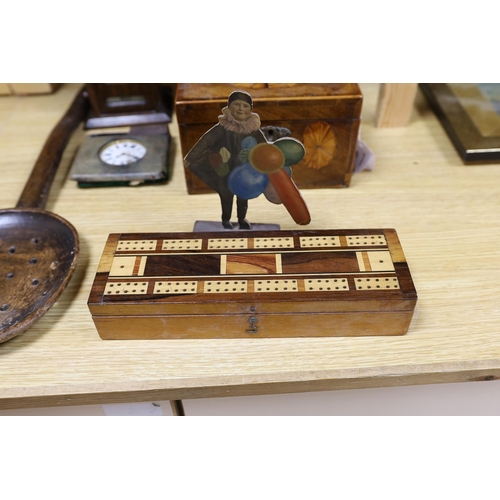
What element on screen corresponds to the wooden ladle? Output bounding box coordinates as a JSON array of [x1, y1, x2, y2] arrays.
[[0, 87, 89, 343]]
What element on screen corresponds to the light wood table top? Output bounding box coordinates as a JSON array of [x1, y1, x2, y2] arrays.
[[1, 83, 500, 410]]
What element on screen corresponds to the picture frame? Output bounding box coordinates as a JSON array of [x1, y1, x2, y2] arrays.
[[420, 83, 500, 163]]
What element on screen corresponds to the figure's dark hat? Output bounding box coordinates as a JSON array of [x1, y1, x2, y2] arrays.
[[228, 90, 253, 107]]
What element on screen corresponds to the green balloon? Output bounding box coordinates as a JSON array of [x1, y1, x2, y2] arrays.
[[274, 137, 305, 166]]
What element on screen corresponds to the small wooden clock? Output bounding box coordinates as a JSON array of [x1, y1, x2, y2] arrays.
[[69, 84, 172, 186], [85, 83, 171, 128]]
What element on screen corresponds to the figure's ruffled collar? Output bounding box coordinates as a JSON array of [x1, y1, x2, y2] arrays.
[[218, 107, 261, 133]]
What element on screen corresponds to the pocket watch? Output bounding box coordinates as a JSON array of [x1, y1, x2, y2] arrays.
[[69, 131, 170, 186], [99, 139, 148, 166], [68, 84, 172, 187]]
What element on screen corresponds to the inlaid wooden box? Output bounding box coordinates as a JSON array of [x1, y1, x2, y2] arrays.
[[88, 229, 417, 339], [175, 84, 363, 194]]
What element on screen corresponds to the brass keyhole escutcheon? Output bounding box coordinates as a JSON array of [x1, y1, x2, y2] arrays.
[[245, 315, 258, 334]]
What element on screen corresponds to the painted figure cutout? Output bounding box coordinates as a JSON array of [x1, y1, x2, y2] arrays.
[[184, 90, 310, 229]]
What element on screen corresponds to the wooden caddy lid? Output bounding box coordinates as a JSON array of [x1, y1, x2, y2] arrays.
[[175, 84, 363, 124]]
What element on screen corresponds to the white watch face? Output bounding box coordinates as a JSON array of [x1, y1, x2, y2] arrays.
[[99, 139, 147, 166]]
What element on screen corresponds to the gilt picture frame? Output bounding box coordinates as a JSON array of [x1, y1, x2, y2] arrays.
[[420, 83, 500, 163]]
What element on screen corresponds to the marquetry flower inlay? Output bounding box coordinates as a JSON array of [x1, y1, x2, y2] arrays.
[[300, 121, 336, 170]]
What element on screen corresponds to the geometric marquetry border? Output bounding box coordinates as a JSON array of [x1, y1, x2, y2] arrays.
[[115, 234, 389, 254], [103, 277, 400, 295]]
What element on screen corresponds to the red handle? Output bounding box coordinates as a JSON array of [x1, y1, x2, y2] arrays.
[[268, 169, 311, 225]]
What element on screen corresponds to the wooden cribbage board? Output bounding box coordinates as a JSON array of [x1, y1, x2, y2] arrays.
[[88, 229, 417, 339]]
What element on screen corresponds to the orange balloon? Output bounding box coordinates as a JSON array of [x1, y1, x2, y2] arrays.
[[248, 143, 285, 174]]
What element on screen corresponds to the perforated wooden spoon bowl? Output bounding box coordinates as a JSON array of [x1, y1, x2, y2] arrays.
[[0, 88, 89, 343]]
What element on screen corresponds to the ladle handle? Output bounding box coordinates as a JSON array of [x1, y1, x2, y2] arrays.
[[16, 86, 90, 209]]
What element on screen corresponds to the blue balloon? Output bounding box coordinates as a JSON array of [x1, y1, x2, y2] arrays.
[[228, 163, 269, 199], [241, 136, 258, 149]]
